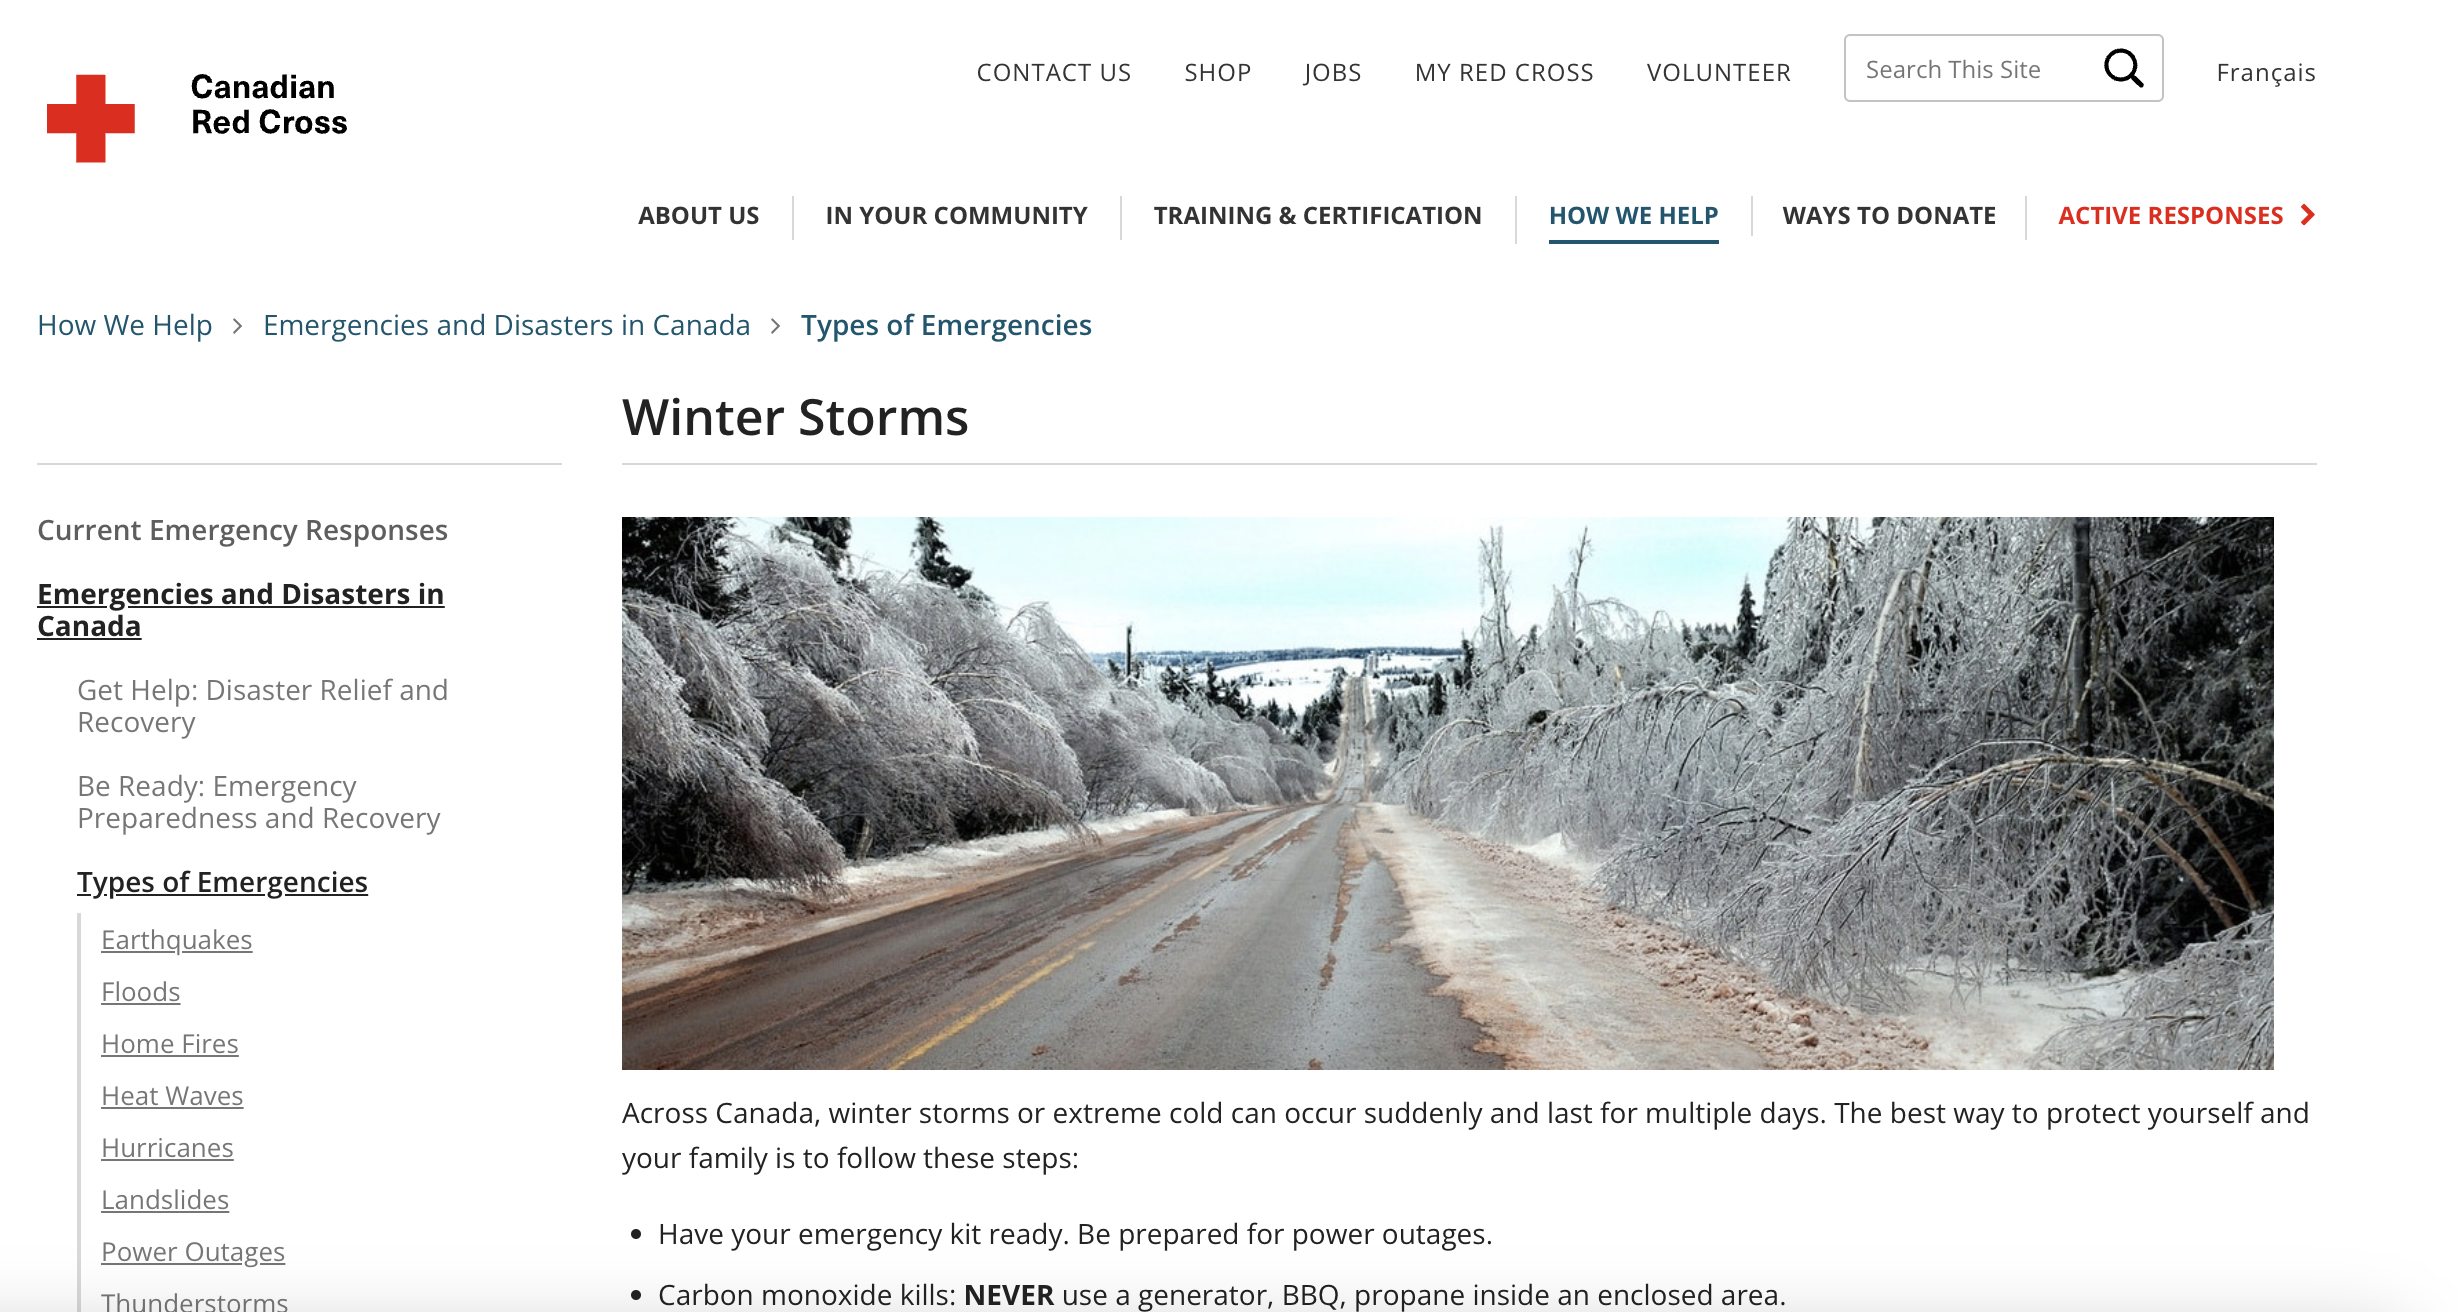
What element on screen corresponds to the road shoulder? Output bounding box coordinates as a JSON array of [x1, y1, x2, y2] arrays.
[[620, 808, 1229, 995], [1363, 803, 1937, 1070]]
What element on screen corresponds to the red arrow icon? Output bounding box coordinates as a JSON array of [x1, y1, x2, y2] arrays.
[[2301, 204, 2314, 225]]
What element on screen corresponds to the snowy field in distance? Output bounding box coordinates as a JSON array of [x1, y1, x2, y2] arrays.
[[1217, 653, 1446, 717]]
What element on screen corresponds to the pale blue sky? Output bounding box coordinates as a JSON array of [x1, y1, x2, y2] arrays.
[[751, 518, 1789, 651]]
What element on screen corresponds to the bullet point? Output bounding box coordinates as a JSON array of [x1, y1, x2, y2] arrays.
[[632, 1293, 642, 1301], [631, 1229, 642, 1239]]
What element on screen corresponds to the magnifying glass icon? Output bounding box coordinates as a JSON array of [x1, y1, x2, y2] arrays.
[[2105, 47, 2144, 88]]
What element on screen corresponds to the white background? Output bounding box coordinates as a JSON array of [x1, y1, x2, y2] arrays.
[[4, 3, 2434, 1309]]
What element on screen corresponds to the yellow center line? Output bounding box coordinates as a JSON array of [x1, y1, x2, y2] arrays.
[[891, 948, 1084, 1069], [869, 816, 1304, 1069], [846, 929, 1088, 1071]]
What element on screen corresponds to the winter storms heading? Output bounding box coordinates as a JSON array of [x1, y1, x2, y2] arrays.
[[620, 396, 971, 437]]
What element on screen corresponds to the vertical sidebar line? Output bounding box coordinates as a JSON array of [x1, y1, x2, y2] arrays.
[[76, 910, 82, 1307]]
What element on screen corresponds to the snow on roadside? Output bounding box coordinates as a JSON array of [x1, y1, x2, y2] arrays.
[[1512, 832, 1597, 875], [1895, 965, 2135, 1070], [1365, 804, 1930, 1069], [1432, 818, 2134, 1068], [837, 810, 1193, 892], [622, 810, 1195, 981]]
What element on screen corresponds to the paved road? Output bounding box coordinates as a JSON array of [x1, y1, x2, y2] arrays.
[[623, 679, 1498, 1070]]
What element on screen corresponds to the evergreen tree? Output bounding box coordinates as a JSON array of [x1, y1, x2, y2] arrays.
[[776, 516, 853, 573], [913, 517, 974, 590], [1296, 683, 1346, 755], [620, 517, 735, 619], [1426, 670, 1448, 716], [1734, 580, 1759, 661]]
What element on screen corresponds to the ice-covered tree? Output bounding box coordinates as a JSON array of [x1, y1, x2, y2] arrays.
[[775, 516, 853, 574], [1389, 518, 2275, 1065], [622, 528, 1326, 885]]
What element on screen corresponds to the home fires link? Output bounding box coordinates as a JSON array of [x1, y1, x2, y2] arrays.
[[190, 73, 347, 136]]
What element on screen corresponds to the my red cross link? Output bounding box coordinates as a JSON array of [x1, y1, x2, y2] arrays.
[[46, 74, 133, 163]]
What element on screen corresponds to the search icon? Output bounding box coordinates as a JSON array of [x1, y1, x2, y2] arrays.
[[2105, 47, 2145, 87]]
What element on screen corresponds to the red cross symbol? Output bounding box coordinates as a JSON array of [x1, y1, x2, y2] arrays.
[[48, 75, 135, 163]]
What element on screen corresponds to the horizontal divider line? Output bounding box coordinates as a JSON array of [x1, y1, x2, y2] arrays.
[[34, 462, 562, 468], [619, 460, 2319, 468]]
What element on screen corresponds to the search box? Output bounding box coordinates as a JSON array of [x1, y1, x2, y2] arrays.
[[1845, 35, 2164, 101]]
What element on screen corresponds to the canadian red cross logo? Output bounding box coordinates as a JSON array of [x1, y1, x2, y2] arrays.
[[48, 74, 135, 163]]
